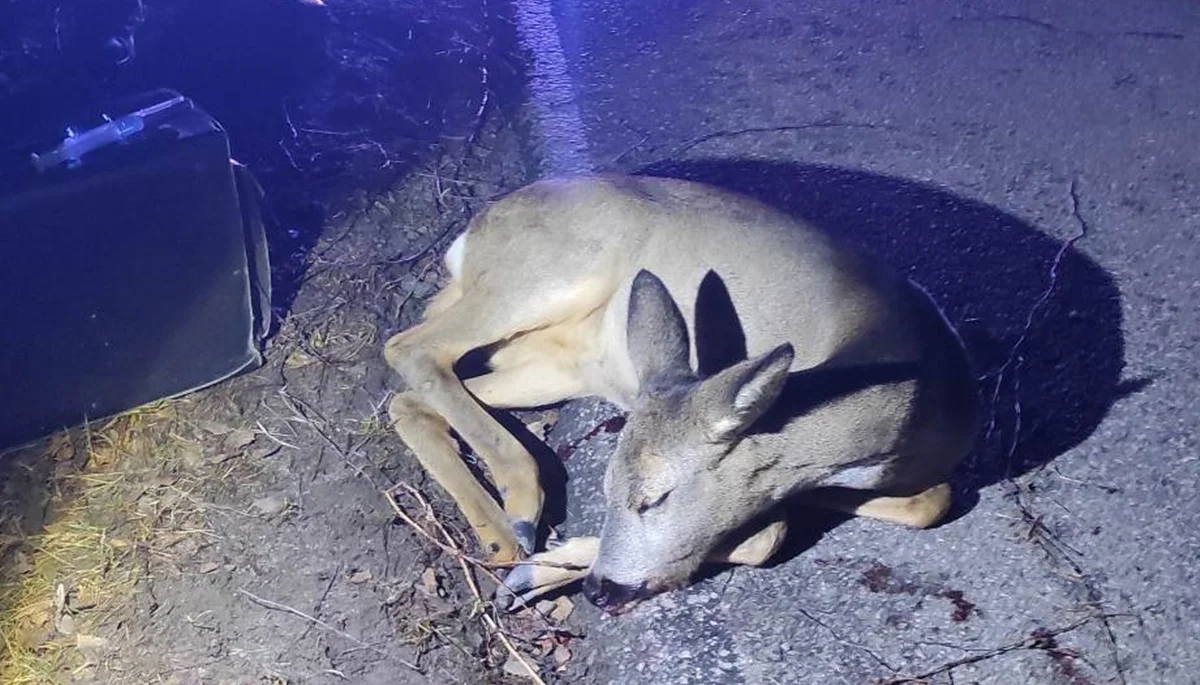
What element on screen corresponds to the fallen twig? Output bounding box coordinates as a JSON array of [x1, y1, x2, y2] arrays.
[[796, 606, 898, 674], [882, 617, 1092, 684], [1009, 479, 1128, 685], [385, 483, 549, 684], [236, 587, 421, 673], [983, 179, 1091, 471], [667, 120, 899, 159], [292, 561, 342, 648], [276, 387, 390, 490], [384, 485, 586, 575]]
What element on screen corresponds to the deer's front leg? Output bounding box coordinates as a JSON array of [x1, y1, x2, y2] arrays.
[[709, 519, 789, 566], [385, 330, 544, 555], [388, 392, 522, 560], [497, 536, 599, 610]]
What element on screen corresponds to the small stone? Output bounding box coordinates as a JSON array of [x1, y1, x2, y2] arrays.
[[526, 410, 559, 440], [502, 655, 541, 680], [348, 568, 373, 584], [533, 636, 555, 657], [251, 496, 289, 518], [198, 561, 221, 574]]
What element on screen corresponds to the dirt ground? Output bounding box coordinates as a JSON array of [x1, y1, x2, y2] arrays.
[[1, 1, 590, 683]]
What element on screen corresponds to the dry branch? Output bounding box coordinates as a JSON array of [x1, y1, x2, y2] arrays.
[[384, 483, 549, 684]]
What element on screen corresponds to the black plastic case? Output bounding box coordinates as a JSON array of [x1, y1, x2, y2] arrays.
[[0, 88, 271, 450]]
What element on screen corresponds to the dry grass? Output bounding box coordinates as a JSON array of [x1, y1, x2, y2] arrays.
[[0, 402, 207, 684]]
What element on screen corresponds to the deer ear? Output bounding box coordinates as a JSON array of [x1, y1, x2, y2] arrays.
[[699, 343, 794, 440], [627, 270, 695, 393]]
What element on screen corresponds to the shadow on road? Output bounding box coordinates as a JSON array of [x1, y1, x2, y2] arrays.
[[635, 158, 1145, 564]]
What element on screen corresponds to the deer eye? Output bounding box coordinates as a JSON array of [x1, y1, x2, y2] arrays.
[[635, 489, 672, 515]]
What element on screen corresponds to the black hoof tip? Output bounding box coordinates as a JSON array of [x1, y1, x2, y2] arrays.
[[511, 520, 537, 555]]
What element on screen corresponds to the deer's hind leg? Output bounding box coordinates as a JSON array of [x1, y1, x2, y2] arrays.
[[465, 314, 604, 409], [710, 519, 789, 567], [384, 274, 611, 560], [808, 482, 952, 529]]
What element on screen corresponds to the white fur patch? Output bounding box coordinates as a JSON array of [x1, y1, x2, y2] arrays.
[[444, 231, 468, 280], [820, 464, 888, 489]]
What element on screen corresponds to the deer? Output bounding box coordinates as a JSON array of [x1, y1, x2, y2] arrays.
[[382, 173, 980, 615]]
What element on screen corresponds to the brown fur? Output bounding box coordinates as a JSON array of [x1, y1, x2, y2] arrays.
[[382, 174, 980, 608]]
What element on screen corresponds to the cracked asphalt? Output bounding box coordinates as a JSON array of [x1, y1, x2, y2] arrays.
[[510, 0, 1200, 682]]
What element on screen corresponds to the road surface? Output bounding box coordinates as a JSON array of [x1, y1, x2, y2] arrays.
[[510, 0, 1200, 683]]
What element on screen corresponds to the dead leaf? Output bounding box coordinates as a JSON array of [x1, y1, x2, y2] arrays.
[[195, 420, 234, 436], [9, 550, 33, 576], [420, 567, 440, 596], [502, 655, 540, 680], [549, 596, 574, 623], [54, 584, 67, 614], [552, 643, 572, 669], [17, 618, 53, 650], [48, 434, 75, 461], [75, 634, 111, 651], [348, 568, 373, 584], [251, 496, 289, 518], [54, 612, 75, 636], [154, 531, 192, 549], [285, 350, 316, 369], [223, 428, 257, 452]]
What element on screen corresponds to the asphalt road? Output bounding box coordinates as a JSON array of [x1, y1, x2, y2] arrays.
[[511, 0, 1200, 683]]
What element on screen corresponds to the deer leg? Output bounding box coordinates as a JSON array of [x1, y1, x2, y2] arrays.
[[465, 364, 588, 409], [384, 279, 610, 557], [496, 536, 599, 610], [388, 392, 520, 559], [709, 519, 789, 567], [464, 324, 598, 408], [809, 482, 953, 529]]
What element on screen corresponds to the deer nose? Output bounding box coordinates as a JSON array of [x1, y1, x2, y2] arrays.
[[582, 575, 645, 613]]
